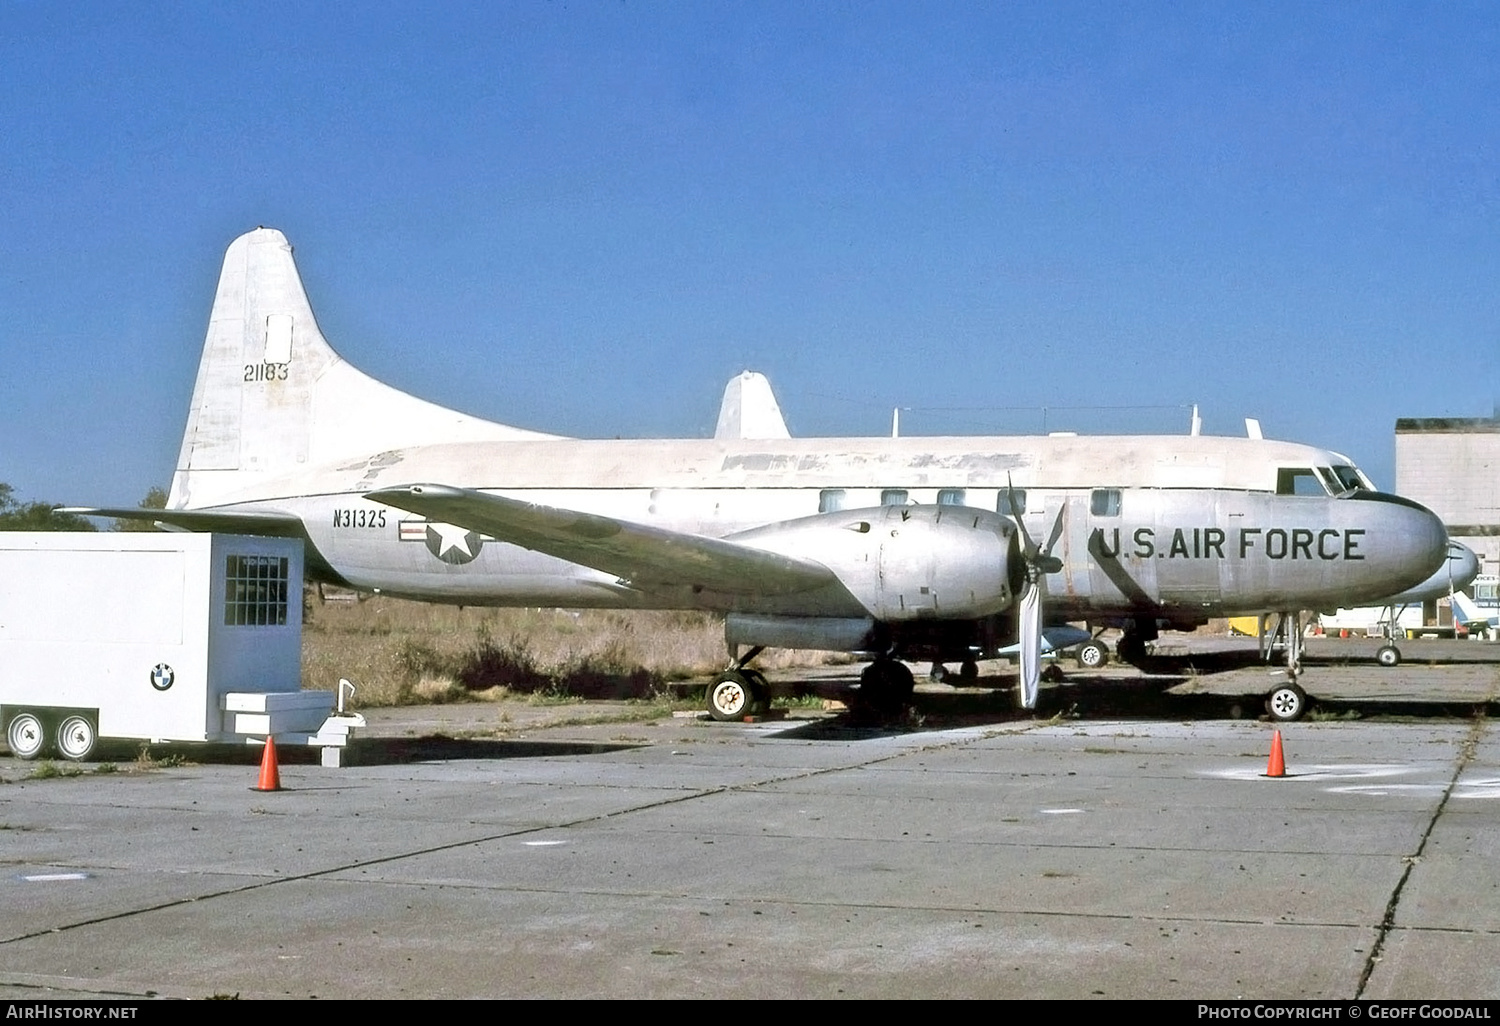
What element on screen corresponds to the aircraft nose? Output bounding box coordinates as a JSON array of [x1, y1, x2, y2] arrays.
[[1337, 491, 1450, 604], [1404, 504, 1440, 570], [1450, 542, 1482, 589], [1391, 497, 1450, 579]]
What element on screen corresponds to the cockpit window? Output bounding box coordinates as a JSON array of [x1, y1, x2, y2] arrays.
[[1276, 468, 1327, 496], [1329, 465, 1369, 492]]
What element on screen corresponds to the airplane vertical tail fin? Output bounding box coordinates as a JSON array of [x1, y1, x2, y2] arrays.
[[1450, 587, 1487, 627], [171, 228, 557, 510], [714, 371, 791, 440]]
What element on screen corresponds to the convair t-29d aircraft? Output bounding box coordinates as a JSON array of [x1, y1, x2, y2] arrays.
[[80, 228, 1449, 722]]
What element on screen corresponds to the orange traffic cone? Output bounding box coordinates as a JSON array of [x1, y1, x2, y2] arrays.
[[253, 736, 282, 792], [1264, 729, 1286, 778]]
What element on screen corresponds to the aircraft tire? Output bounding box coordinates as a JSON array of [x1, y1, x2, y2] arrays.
[[1116, 634, 1147, 663], [708, 672, 755, 721], [56, 714, 98, 762], [957, 659, 979, 685], [6, 711, 48, 760], [1376, 645, 1401, 668], [858, 660, 915, 716], [1075, 641, 1109, 669], [1266, 683, 1308, 722]]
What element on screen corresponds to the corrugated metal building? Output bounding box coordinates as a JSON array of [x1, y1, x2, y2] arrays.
[[1395, 416, 1500, 575]]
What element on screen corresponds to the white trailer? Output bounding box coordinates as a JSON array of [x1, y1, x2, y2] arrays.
[[0, 532, 361, 763], [1318, 603, 1427, 637], [1320, 599, 1461, 639]]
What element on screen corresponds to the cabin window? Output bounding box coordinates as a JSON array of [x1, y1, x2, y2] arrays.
[[224, 555, 289, 626], [1090, 489, 1121, 517], [881, 489, 909, 506], [997, 489, 1026, 516], [936, 488, 966, 506], [819, 489, 846, 513], [1276, 468, 1326, 496]]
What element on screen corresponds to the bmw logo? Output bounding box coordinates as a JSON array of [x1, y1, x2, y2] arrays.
[[150, 663, 175, 691]]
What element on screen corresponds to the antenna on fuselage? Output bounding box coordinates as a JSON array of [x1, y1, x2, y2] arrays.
[[1245, 418, 1263, 440], [1189, 405, 1201, 436]]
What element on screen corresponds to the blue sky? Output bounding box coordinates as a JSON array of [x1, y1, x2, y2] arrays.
[[3, 2, 1496, 507]]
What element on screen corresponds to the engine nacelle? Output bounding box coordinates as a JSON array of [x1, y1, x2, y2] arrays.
[[732, 504, 1024, 621]]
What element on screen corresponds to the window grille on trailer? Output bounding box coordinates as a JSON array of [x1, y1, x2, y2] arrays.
[[224, 555, 289, 626]]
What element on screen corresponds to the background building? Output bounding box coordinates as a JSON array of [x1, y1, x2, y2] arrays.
[[1395, 416, 1500, 576]]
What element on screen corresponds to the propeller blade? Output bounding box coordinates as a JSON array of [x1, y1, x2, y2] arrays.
[[1019, 581, 1041, 709], [1036, 504, 1065, 575], [1007, 475, 1064, 575], [1005, 474, 1039, 561], [1044, 505, 1065, 550]]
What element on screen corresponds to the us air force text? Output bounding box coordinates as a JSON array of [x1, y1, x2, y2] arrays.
[[1094, 527, 1366, 561]]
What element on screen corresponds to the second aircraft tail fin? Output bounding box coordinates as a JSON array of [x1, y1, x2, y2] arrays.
[[714, 371, 791, 440]]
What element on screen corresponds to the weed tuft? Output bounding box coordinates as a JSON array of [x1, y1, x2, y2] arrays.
[[29, 761, 83, 780], [134, 745, 191, 770]]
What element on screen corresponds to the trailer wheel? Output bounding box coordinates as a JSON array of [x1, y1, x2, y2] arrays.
[[6, 712, 48, 760], [56, 714, 98, 762]]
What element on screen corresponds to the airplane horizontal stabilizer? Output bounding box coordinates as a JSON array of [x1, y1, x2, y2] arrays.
[[366, 484, 837, 596], [61, 506, 307, 537]]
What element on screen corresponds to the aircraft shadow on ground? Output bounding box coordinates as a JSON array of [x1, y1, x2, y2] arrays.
[[770, 669, 1500, 740], [81, 736, 644, 767]]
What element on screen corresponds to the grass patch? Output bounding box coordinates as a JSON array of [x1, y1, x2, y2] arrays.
[[303, 599, 847, 709], [1307, 708, 1363, 722], [29, 761, 84, 780], [771, 693, 827, 710]]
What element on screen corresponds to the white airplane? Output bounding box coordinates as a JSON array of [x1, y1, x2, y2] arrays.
[[74, 228, 1451, 723]]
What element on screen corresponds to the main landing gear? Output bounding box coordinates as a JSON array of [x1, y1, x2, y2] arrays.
[[1115, 632, 1149, 663], [1074, 639, 1109, 670], [928, 659, 979, 685], [708, 644, 771, 721], [856, 657, 915, 717]]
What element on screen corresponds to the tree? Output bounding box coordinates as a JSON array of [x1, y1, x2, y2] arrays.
[[115, 486, 169, 532], [0, 483, 97, 531]]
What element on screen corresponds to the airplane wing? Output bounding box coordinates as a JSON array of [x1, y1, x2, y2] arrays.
[[994, 625, 1092, 656], [366, 484, 838, 596], [59, 506, 307, 537]]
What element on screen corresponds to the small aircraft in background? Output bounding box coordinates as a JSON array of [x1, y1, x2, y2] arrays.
[[74, 228, 1451, 722], [1451, 584, 1500, 638]]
